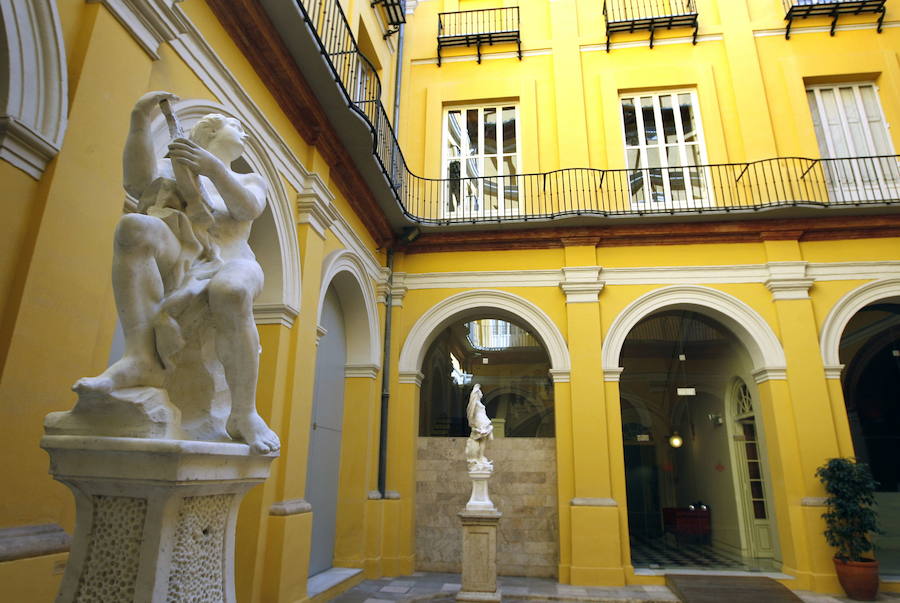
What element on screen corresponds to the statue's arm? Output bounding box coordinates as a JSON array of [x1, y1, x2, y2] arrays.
[[123, 91, 178, 199], [167, 138, 266, 222]]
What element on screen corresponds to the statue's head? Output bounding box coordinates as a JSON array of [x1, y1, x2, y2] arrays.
[[190, 113, 247, 162]]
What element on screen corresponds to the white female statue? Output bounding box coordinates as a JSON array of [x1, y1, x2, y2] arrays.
[[71, 91, 279, 454], [465, 383, 493, 471]]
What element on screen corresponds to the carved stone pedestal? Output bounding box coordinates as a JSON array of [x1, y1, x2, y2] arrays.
[[41, 435, 275, 603], [456, 509, 502, 602], [465, 469, 495, 512]]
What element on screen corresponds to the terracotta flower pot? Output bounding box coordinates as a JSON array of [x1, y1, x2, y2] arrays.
[[834, 557, 879, 601]]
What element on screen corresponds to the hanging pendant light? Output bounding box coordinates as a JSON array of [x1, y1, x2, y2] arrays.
[[668, 431, 684, 448]]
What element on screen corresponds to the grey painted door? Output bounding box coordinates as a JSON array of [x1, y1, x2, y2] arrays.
[[306, 286, 347, 576]]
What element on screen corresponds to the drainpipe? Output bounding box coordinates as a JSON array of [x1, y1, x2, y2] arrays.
[[377, 18, 404, 498], [392, 23, 405, 132], [377, 248, 394, 496]]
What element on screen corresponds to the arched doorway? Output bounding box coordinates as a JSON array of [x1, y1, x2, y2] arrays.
[[617, 310, 779, 571], [306, 250, 380, 578], [838, 301, 900, 574], [306, 285, 347, 576], [416, 315, 558, 577]]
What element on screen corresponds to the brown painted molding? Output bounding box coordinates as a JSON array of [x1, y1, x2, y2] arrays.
[[206, 0, 395, 248], [406, 215, 900, 253]]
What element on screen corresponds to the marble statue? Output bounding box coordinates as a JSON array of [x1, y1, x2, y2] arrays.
[[69, 91, 279, 454], [465, 384, 493, 471]]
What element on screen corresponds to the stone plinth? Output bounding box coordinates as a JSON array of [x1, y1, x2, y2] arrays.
[[456, 509, 501, 602], [465, 469, 495, 512], [41, 435, 276, 603]]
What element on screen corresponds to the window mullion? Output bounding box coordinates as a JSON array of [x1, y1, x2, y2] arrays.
[[632, 95, 649, 204]]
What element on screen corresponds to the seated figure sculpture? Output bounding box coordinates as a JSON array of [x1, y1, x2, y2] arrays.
[[72, 91, 279, 454]]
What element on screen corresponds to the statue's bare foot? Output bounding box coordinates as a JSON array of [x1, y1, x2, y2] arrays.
[[72, 357, 165, 395], [227, 412, 280, 454]]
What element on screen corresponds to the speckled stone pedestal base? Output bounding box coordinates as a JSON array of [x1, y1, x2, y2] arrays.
[[41, 436, 275, 603], [456, 509, 502, 602]]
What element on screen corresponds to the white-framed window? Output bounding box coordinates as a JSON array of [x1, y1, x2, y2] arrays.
[[442, 103, 521, 218], [620, 90, 710, 208], [807, 83, 898, 199]]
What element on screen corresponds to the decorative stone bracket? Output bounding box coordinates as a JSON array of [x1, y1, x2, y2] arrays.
[[765, 261, 814, 300]]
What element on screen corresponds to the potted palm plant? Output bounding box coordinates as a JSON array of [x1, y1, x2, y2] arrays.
[[815, 458, 883, 601]]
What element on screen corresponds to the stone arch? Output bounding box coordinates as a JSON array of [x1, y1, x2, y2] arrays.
[[819, 278, 900, 373], [0, 0, 68, 178], [148, 99, 301, 326], [318, 249, 381, 369], [398, 290, 570, 381], [602, 285, 786, 379]]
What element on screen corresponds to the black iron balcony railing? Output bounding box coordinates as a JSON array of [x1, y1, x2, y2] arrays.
[[293, 0, 899, 228], [371, 0, 405, 37], [783, 0, 887, 38], [603, 0, 699, 51], [437, 7, 522, 65]]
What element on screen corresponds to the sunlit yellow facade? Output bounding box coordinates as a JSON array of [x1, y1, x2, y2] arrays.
[[1, 0, 898, 601]]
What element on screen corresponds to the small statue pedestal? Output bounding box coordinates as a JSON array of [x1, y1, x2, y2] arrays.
[[41, 435, 276, 603], [457, 468, 500, 602]]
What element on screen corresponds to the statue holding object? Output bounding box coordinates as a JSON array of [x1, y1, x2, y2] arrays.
[[52, 91, 279, 454], [465, 383, 493, 471]]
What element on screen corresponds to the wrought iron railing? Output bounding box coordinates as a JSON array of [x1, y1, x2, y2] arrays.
[[437, 7, 522, 65], [293, 0, 899, 227], [604, 0, 697, 22], [603, 0, 699, 48], [782, 0, 887, 38]]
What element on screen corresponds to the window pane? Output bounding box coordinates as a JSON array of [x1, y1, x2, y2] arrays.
[[748, 461, 761, 479], [840, 87, 870, 156], [860, 86, 893, 156], [622, 98, 639, 146], [447, 110, 462, 157], [466, 108, 479, 155], [661, 95, 678, 144], [820, 89, 850, 157], [446, 160, 461, 211], [646, 146, 661, 168], [503, 107, 517, 153], [666, 145, 683, 167], [641, 97, 657, 143], [627, 148, 642, 170], [484, 108, 497, 155], [679, 93, 696, 142], [751, 480, 764, 499], [689, 167, 705, 200], [484, 158, 498, 210], [503, 154, 517, 176], [753, 500, 767, 520], [685, 144, 701, 166], [745, 442, 758, 460], [465, 157, 480, 179]]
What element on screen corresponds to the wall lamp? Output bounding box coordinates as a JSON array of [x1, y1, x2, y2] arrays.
[[668, 432, 684, 448]]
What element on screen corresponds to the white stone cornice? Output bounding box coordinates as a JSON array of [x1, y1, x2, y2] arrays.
[[752, 367, 788, 384], [603, 367, 625, 382], [0, 117, 59, 179], [560, 266, 605, 303], [398, 370, 424, 386], [269, 498, 312, 516], [549, 369, 570, 383], [88, 0, 188, 60], [253, 303, 298, 328], [345, 363, 380, 379], [405, 0, 420, 15], [315, 324, 328, 346], [823, 364, 845, 380], [367, 490, 382, 500], [765, 261, 814, 300], [297, 177, 339, 239]]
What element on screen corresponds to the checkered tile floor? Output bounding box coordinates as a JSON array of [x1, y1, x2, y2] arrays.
[[629, 535, 778, 571]]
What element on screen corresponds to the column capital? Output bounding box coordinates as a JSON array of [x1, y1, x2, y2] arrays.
[[765, 261, 814, 300], [296, 175, 339, 239], [560, 266, 605, 303], [376, 272, 407, 307]]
